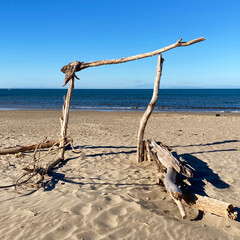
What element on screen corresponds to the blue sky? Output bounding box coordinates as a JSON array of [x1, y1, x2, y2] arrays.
[[0, 0, 239, 89]]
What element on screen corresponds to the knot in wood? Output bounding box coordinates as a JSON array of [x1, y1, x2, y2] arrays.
[[61, 61, 83, 86], [61, 61, 83, 74]]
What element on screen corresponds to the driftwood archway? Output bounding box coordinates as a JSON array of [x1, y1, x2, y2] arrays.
[[60, 37, 205, 163], [1, 37, 237, 220], [0, 37, 205, 172]]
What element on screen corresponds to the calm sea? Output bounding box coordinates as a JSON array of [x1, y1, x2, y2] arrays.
[[0, 89, 239, 112]]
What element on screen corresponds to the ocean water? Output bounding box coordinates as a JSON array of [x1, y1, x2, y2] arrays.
[[0, 89, 239, 112]]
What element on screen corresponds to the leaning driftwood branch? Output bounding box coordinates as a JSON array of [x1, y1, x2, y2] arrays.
[[0, 137, 73, 155], [0, 138, 74, 189], [150, 139, 191, 218], [137, 54, 163, 163], [166, 167, 187, 218], [61, 37, 205, 85]]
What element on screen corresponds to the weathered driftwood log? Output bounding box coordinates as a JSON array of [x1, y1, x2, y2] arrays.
[[146, 140, 165, 172], [151, 140, 193, 178], [137, 54, 163, 163], [147, 140, 237, 220], [61, 37, 205, 86], [0, 137, 73, 155], [182, 190, 237, 220]]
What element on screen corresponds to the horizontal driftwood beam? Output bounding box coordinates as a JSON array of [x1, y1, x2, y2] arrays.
[[81, 37, 205, 69], [61, 37, 205, 85], [62, 37, 205, 72], [0, 137, 73, 155]]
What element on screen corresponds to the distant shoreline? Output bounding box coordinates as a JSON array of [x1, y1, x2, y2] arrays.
[[1, 87, 240, 89], [0, 110, 239, 116]]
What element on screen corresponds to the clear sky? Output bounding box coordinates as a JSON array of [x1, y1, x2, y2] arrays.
[[0, 0, 239, 89]]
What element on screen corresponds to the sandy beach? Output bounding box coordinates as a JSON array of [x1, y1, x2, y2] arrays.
[[0, 110, 240, 240]]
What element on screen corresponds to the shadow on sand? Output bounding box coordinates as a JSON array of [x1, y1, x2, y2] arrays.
[[172, 151, 240, 221], [173, 152, 230, 196], [40, 143, 240, 222], [171, 139, 240, 148]]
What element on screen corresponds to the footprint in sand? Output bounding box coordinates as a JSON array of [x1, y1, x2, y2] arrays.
[[109, 205, 127, 216], [102, 194, 122, 205], [93, 211, 118, 229], [70, 203, 92, 216], [92, 195, 131, 232]]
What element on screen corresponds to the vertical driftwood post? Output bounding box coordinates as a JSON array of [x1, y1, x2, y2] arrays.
[[59, 77, 75, 160], [44, 77, 75, 173], [137, 54, 164, 162]]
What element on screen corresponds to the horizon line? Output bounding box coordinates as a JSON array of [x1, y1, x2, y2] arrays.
[[1, 87, 240, 90]]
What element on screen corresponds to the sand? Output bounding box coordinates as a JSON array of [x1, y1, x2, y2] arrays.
[[0, 110, 240, 240]]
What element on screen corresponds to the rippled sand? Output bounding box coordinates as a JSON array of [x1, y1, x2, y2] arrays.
[[0, 110, 239, 240]]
